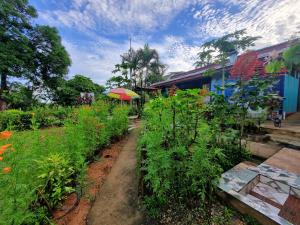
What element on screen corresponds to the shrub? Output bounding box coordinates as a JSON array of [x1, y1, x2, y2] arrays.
[[0, 107, 72, 132], [138, 89, 249, 223], [0, 101, 129, 224], [0, 109, 32, 131]]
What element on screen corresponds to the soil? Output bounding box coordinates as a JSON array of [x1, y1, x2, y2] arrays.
[[53, 131, 130, 225], [52, 120, 142, 225]]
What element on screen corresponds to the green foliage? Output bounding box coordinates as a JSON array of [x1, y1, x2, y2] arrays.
[[228, 74, 279, 138], [36, 154, 75, 209], [0, 109, 33, 131], [28, 25, 71, 92], [283, 41, 300, 74], [1, 83, 38, 110], [0, 106, 72, 131], [265, 60, 285, 74], [0, 101, 129, 224], [111, 44, 166, 91], [106, 75, 130, 89], [195, 29, 260, 95], [0, 0, 37, 90], [0, 0, 71, 107], [54, 75, 105, 106], [138, 89, 249, 223]]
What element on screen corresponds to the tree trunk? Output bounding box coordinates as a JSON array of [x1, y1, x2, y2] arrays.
[[0, 73, 8, 110], [222, 64, 225, 96], [1, 73, 8, 91]]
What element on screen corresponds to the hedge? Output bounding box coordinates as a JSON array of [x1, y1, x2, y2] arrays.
[[0, 106, 72, 131]]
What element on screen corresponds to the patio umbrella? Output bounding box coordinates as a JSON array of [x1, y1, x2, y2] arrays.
[[106, 88, 140, 101]]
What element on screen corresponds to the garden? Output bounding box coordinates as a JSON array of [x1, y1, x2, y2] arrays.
[[0, 101, 129, 224], [1, 1, 300, 225]]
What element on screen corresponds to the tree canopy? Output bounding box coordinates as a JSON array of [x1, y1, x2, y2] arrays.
[[0, 0, 37, 90], [54, 75, 105, 106], [0, 0, 73, 109], [110, 44, 166, 90], [195, 29, 260, 95]]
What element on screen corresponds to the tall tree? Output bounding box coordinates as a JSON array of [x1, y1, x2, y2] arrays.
[[112, 44, 165, 90], [0, 0, 37, 91], [195, 29, 260, 95], [29, 25, 71, 91], [136, 44, 166, 88]]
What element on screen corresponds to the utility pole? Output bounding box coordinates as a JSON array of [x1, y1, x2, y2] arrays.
[[129, 37, 132, 89]]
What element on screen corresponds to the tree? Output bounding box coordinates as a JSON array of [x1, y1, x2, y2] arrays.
[[113, 44, 165, 90], [0, 0, 37, 91], [283, 41, 300, 75], [0, 1, 71, 109], [28, 25, 71, 91], [194, 49, 214, 68], [195, 29, 260, 95], [54, 75, 105, 106], [2, 82, 38, 110], [106, 75, 130, 89]]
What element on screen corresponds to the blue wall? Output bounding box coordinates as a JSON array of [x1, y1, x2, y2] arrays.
[[211, 75, 300, 113], [283, 75, 299, 113], [210, 78, 236, 98]]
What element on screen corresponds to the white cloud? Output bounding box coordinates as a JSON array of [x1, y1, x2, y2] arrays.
[[192, 0, 300, 47], [63, 35, 200, 85], [36, 0, 300, 84], [41, 0, 193, 34], [63, 38, 130, 85]]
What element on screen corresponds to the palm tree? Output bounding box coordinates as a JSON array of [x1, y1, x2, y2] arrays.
[[136, 44, 165, 87]]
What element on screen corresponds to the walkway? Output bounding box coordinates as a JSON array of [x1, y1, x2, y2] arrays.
[[87, 122, 143, 225]]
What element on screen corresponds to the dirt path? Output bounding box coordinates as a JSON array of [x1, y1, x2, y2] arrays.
[[87, 122, 143, 225]]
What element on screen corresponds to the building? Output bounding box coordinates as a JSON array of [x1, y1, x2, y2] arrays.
[[151, 40, 300, 114]]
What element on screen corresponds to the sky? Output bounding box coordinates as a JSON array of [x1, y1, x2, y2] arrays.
[[29, 0, 300, 85]]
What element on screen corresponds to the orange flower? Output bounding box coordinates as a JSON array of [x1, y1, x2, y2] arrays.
[[0, 144, 12, 155], [0, 131, 12, 140], [0, 157, 3, 161], [3, 167, 11, 174]]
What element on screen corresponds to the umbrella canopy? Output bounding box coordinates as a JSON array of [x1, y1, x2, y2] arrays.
[[106, 88, 140, 101]]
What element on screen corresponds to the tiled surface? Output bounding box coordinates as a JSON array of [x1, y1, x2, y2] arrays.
[[218, 148, 300, 225], [219, 166, 258, 192], [250, 163, 300, 189], [246, 194, 281, 215], [218, 163, 293, 224], [251, 182, 288, 206]]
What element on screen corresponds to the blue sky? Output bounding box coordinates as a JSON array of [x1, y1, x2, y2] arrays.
[[29, 0, 300, 85]]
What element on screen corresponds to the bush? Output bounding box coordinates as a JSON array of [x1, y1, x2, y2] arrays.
[[0, 101, 129, 224], [0, 109, 32, 131], [138, 89, 249, 223], [0, 107, 72, 132]]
